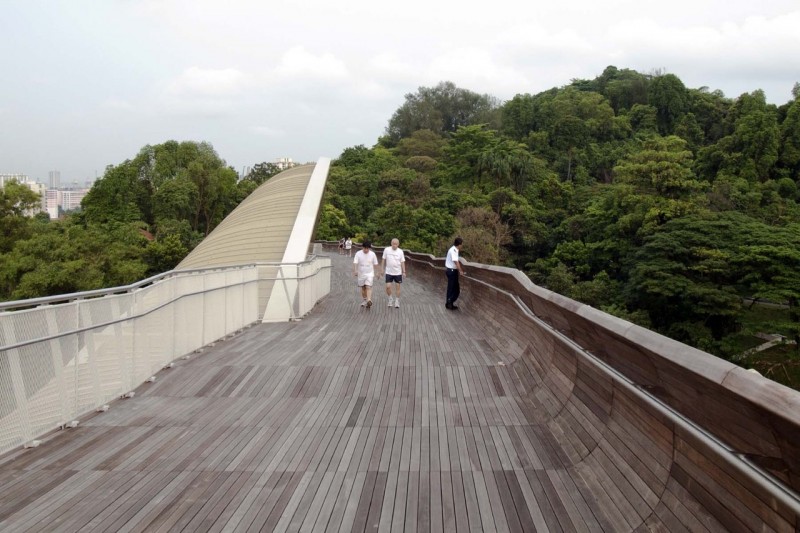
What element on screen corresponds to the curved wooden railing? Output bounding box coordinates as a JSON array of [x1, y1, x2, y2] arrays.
[[322, 241, 800, 529]]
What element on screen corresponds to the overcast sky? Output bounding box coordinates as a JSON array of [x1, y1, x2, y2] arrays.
[[2, 0, 799, 183]]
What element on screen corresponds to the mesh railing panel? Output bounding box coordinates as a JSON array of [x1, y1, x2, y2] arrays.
[[0, 264, 261, 454]]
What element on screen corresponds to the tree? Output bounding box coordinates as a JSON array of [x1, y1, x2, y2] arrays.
[[628, 104, 658, 134], [454, 206, 511, 264], [501, 93, 541, 140], [674, 112, 705, 151], [648, 73, 689, 135], [243, 162, 281, 185], [152, 176, 198, 227], [732, 94, 780, 181], [440, 125, 500, 185], [614, 135, 706, 200], [144, 233, 188, 273], [315, 204, 349, 241], [687, 87, 730, 144], [698, 91, 780, 183], [0, 220, 148, 300], [479, 138, 541, 192], [600, 67, 650, 113], [778, 99, 800, 180], [186, 160, 238, 235], [81, 161, 148, 225], [626, 214, 742, 345], [0, 180, 41, 253], [395, 129, 447, 159], [82, 140, 239, 235], [385, 82, 501, 143]]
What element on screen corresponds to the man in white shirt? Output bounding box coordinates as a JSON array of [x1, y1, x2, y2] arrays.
[[353, 240, 379, 308], [445, 237, 465, 310], [381, 238, 407, 308]]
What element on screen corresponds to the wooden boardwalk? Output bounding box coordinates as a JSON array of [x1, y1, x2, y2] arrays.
[[0, 253, 726, 532]]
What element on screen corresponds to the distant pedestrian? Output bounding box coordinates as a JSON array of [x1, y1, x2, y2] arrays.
[[381, 238, 406, 308], [445, 237, 465, 310], [345, 237, 353, 257], [338, 237, 345, 255], [353, 240, 379, 309]]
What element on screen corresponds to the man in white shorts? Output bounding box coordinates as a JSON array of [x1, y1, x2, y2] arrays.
[[381, 238, 406, 308], [344, 237, 353, 257], [353, 240, 379, 308]]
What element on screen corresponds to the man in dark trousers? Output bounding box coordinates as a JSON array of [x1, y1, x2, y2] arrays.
[[445, 237, 465, 310]]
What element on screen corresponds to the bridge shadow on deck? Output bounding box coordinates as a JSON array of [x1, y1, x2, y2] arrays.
[[0, 253, 726, 532]]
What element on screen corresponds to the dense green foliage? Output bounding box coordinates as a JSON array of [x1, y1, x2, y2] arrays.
[[0, 141, 279, 300], [4, 67, 800, 387], [319, 67, 800, 366]]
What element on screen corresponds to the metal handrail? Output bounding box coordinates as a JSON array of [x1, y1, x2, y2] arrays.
[[0, 261, 333, 353], [0, 256, 325, 312], [466, 272, 800, 515]]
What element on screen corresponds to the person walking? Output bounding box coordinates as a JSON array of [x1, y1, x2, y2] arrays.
[[344, 237, 353, 257], [445, 237, 465, 310], [338, 237, 345, 255], [381, 238, 406, 308], [353, 240, 379, 309]]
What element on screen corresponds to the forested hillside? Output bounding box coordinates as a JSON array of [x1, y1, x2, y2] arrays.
[[316, 69, 800, 383], [2, 66, 799, 387]]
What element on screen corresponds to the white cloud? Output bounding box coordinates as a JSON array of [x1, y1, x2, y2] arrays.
[[251, 126, 285, 137], [368, 54, 417, 84], [351, 79, 394, 101], [166, 66, 248, 97], [497, 25, 594, 55], [425, 48, 531, 95], [152, 67, 249, 116], [295, 102, 316, 116], [164, 98, 236, 116], [599, 11, 800, 95], [273, 47, 348, 81], [100, 97, 134, 111]]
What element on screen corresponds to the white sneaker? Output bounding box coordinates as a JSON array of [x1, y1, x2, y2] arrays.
[[387, 296, 393, 307], [394, 299, 400, 308], [360, 299, 367, 307]]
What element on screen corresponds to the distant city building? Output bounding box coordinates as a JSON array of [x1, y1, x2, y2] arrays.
[[1, 173, 30, 188], [45, 188, 89, 219], [61, 189, 87, 211], [45, 190, 61, 219], [274, 157, 295, 170], [48, 170, 61, 189]]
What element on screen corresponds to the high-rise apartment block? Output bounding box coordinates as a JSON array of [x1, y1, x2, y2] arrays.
[[1, 173, 30, 188], [48, 170, 61, 189], [44, 189, 88, 219]]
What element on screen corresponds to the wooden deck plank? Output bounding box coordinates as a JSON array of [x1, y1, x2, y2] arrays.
[[0, 252, 740, 532]]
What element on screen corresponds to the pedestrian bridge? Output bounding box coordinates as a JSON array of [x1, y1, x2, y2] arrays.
[[1, 160, 799, 531]]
